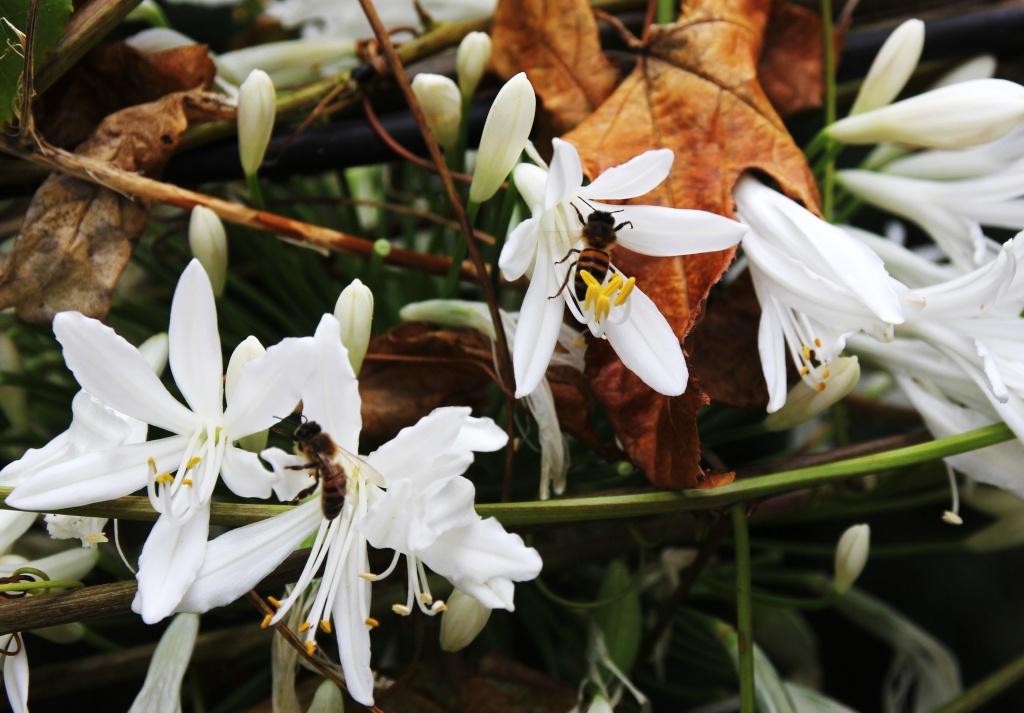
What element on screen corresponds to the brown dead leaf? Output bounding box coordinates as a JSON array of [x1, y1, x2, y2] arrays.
[[0, 91, 233, 322], [38, 43, 217, 149], [490, 0, 620, 135], [758, 0, 826, 117], [562, 0, 820, 489], [359, 324, 494, 447], [547, 364, 622, 459]]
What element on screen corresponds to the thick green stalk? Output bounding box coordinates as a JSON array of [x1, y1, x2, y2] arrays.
[[934, 650, 1024, 713], [731, 505, 755, 713]]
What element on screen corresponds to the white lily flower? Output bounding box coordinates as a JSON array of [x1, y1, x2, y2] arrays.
[[1, 546, 99, 713], [177, 314, 540, 705], [849, 19, 924, 116], [882, 125, 1024, 181], [732, 176, 912, 412], [827, 78, 1024, 149], [6, 260, 313, 624], [502, 138, 746, 398], [128, 613, 199, 713], [398, 299, 577, 499]]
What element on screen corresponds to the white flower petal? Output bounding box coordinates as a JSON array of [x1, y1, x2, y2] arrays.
[[53, 313, 196, 435], [220, 445, 275, 499], [607, 205, 746, 256], [603, 286, 688, 396], [0, 512, 35, 553], [333, 532, 375, 705], [451, 415, 508, 454], [262, 447, 310, 502], [2, 634, 28, 713], [9, 548, 98, 581], [580, 149, 673, 200], [6, 436, 189, 511], [300, 315, 361, 452], [758, 297, 793, 414], [512, 248, 566, 398], [132, 507, 211, 624], [223, 336, 312, 440], [544, 138, 583, 210], [499, 215, 540, 281], [127, 613, 199, 713], [0, 432, 71, 486], [366, 407, 475, 482], [168, 261, 224, 420], [177, 500, 322, 612]]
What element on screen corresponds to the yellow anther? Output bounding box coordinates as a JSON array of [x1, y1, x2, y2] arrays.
[[319, 620, 332, 634], [595, 295, 612, 322], [393, 604, 411, 615], [822, 368, 830, 379], [799, 366, 809, 376], [298, 622, 311, 632], [817, 382, 827, 392], [802, 345, 812, 360], [181, 479, 193, 487], [606, 273, 624, 292], [578, 269, 601, 288], [572, 335, 586, 349], [814, 338, 822, 348], [185, 456, 202, 470], [305, 641, 316, 656], [613, 277, 636, 307], [358, 572, 378, 582], [268, 596, 282, 608], [419, 593, 433, 605], [365, 617, 380, 628], [147, 457, 157, 474], [260, 614, 273, 629], [155, 473, 174, 487]]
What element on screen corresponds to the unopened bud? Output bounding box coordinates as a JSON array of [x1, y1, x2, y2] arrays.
[[457, 32, 492, 98], [237, 69, 276, 175], [585, 695, 613, 713], [764, 356, 860, 431], [440, 590, 491, 652], [469, 72, 536, 203], [412, 73, 462, 148], [849, 19, 924, 116], [138, 333, 169, 376], [833, 524, 870, 594], [307, 680, 344, 713], [334, 279, 374, 375], [188, 206, 229, 297], [227, 336, 269, 452]]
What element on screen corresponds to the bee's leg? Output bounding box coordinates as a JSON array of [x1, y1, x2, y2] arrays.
[[614, 220, 634, 231], [572, 202, 586, 226], [289, 480, 321, 504], [549, 259, 578, 299], [285, 462, 319, 470], [554, 248, 581, 265]]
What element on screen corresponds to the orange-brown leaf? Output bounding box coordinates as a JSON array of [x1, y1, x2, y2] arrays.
[[758, 0, 826, 117], [562, 0, 819, 489], [490, 0, 620, 134]]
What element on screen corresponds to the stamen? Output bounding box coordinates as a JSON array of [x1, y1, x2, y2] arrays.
[[298, 622, 311, 632], [419, 592, 433, 605], [305, 641, 316, 656], [365, 617, 380, 628], [430, 601, 447, 614], [816, 383, 826, 392], [822, 369, 830, 379], [802, 345, 812, 361], [261, 614, 273, 629], [393, 604, 411, 615], [319, 620, 332, 634], [155, 473, 174, 487], [83, 534, 108, 544], [944, 463, 962, 525], [181, 479, 193, 487], [579, 270, 601, 288], [358, 572, 378, 582], [147, 457, 157, 473], [814, 338, 822, 348], [613, 277, 636, 306], [185, 456, 202, 470], [268, 596, 282, 608], [799, 366, 809, 376]]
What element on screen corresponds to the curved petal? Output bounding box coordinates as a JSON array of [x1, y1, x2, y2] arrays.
[[300, 315, 361, 452], [2, 634, 28, 713], [580, 149, 673, 201], [262, 447, 311, 502], [544, 138, 583, 210], [177, 500, 322, 613], [223, 336, 313, 440], [602, 205, 746, 256], [511, 162, 547, 209], [499, 216, 540, 281], [366, 407, 473, 482], [5, 436, 189, 511], [0, 432, 72, 486], [451, 416, 508, 453], [220, 445, 275, 499], [0, 511, 36, 553], [132, 506, 211, 624], [54, 313, 197, 435], [333, 532, 375, 705], [16, 548, 98, 581], [603, 287, 688, 396], [168, 261, 224, 420], [512, 246, 566, 398], [128, 613, 199, 713], [758, 298, 790, 413]]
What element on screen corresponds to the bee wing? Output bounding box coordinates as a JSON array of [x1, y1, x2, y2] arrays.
[[331, 447, 385, 487]]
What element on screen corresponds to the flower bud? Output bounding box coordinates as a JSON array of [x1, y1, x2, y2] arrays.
[[457, 31, 492, 98], [307, 680, 344, 713], [138, 333, 169, 376], [237, 69, 276, 175], [849, 19, 924, 116], [763, 356, 861, 431], [411, 73, 462, 148], [585, 695, 613, 713], [188, 206, 229, 297], [469, 72, 536, 203], [334, 279, 374, 375], [226, 336, 269, 453], [833, 524, 870, 594], [399, 299, 496, 339], [440, 590, 492, 651], [828, 79, 1024, 149]]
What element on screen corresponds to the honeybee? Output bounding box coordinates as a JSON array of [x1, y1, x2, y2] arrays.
[[552, 199, 634, 302], [288, 420, 349, 521]]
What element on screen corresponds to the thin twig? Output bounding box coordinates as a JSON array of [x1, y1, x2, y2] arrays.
[[18, 0, 40, 146], [356, 0, 518, 498]]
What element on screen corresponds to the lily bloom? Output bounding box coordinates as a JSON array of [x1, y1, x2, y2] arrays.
[[5, 260, 313, 624], [178, 314, 541, 705], [501, 138, 746, 398]]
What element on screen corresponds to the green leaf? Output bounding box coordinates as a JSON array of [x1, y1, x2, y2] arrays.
[[593, 559, 642, 674], [0, 0, 73, 129]]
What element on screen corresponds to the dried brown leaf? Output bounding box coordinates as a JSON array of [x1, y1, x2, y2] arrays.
[[0, 91, 232, 322], [758, 0, 826, 117], [490, 0, 620, 134]]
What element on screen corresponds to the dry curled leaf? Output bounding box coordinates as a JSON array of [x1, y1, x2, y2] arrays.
[[0, 90, 232, 322], [490, 0, 620, 135], [359, 323, 495, 447], [758, 0, 827, 117], [560, 0, 820, 489]]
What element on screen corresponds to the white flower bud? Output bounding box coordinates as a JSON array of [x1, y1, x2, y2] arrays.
[[227, 336, 269, 453], [833, 524, 870, 594], [440, 589, 492, 652], [188, 206, 229, 297], [411, 73, 462, 148], [457, 31, 492, 98], [469, 72, 536, 203], [307, 680, 345, 713], [334, 279, 374, 375], [399, 299, 496, 339], [763, 356, 861, 431], [828, 79, 1024, 149], [585, 695, 614, 713], [138, 333, 169, 376], [849, 19, 924, 116], [237, 69, 276, 175]]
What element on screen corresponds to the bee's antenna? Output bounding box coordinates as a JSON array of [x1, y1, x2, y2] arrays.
[[579, 197, 596, 211]]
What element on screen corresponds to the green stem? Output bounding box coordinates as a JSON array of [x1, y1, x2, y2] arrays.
[[0, 579, 84, 594], [245, 173, 266, 210], [731, 505, 755, 713], [934, 650, 1024, 713], [656, 0, 675, 24], [820, 0, 837, 221], [442, 201, 480, 297]]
